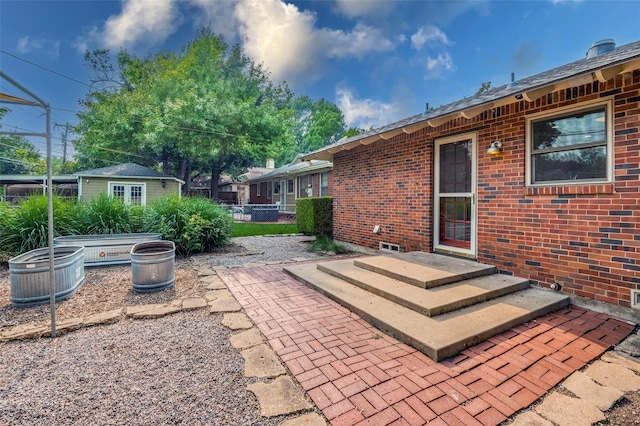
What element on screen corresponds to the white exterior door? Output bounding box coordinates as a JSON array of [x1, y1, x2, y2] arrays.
[[109, 182, 146, 206], [434, 133, 477, 257]]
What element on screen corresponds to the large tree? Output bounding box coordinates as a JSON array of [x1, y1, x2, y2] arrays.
[[279, 96, 347, 164], [0, 108, 45, 174], [75, 30, 294, 197]]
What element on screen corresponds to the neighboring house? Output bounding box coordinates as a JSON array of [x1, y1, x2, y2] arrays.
[[76, 163, 183, 206], [304, 39, 640, 312], [0, 175, 78, 203], [186, 162, 275, 204], [248, 154, 333, 212]]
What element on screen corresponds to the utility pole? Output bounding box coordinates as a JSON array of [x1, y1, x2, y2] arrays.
[[54, 122, 71, 163]]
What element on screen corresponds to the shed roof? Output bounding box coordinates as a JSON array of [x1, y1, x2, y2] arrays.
[[75, 163, 185, 183], [304, 39, 640, 160]]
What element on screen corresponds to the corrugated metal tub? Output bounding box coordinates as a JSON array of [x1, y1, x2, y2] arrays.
[[54, 233, 161, 266], [9, 245, 85, 307], [131, 241, 175, 293]]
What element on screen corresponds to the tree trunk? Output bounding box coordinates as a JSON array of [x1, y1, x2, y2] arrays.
[[161, 148, 170, 174], [180, 159, 190, 192], [210, 164, 222, 200]]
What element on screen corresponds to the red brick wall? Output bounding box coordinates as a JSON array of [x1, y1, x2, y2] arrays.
[[333, 71, 640, 307], [249, 182, 270, 204]]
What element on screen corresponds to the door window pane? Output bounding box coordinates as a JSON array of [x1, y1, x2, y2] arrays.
[[439, 140, 471, 193]]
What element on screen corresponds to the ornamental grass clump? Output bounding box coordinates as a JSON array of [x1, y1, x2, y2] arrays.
[[76, 193, 139, 235], [0, 195, 81, 256]]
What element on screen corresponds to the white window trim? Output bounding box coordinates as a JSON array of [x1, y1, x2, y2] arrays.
[[273, 180, 280, 195], [256, 182, 261, 196], [108, 181, 147, 206], [321, 172, 329, 196], [525, 98, 614, 187], [287, 178, 294, 195]]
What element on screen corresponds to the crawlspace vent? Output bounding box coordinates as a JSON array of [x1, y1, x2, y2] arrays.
[[632, 290, 640, 310], [379, 242, 400, 253]]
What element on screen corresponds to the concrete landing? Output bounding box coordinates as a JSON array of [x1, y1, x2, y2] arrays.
[[318, 258, 529, 316], [354, 251, 495, 288], [284, 262, 569, 361]]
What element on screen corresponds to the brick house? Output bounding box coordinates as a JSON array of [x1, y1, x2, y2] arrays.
[[249, 154, 333, 212], [304, 39, 640, 312]]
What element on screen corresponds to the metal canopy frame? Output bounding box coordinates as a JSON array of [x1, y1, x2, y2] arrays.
[[0, 71, 57, 337]]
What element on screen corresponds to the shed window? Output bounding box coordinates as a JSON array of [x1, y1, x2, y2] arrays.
[[529, 103, 610, 185]]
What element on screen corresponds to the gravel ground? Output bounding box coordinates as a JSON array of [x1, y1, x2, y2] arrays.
[[0, 235, 339, 329], [0, 310, 301, 425], [0, 235, 329, 426]]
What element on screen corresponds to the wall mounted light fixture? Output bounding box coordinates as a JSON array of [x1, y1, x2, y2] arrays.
[[161, 179, 166, 188], [487, 141, 503, 156]]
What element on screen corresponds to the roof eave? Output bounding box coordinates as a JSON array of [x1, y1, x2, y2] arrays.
[[303, 52, 640, 161]]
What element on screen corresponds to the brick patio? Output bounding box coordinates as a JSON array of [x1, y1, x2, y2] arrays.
[[218, 263, 635, 426]]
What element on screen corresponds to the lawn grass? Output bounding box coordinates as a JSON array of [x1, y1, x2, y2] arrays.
[[232, 222, 299, 237]]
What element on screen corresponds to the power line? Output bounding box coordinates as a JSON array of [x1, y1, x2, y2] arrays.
[[0, 49, 91, 88]]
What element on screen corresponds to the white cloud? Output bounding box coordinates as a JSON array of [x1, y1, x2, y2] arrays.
[[74, 0, 180, 52], [189, 0, 238, 42], [72, 0, 396, 87], [411, 26, 450, 50], [333, 0, 394, 18], [17, 36, 60, 57], [425, 52, 455, 78], [231, 0, 395, 85], [324, 22, 394, 59], [336, 88, 402, 129], [233, 0, 322, 84]]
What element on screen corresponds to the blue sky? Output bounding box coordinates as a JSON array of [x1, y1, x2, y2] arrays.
[[0, 0, 638, 159]]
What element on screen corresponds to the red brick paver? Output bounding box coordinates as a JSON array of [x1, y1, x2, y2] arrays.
[[218, 264, 635, 426]]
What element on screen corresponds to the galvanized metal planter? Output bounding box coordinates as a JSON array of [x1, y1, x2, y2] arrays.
[[9, 246, 85, 308], [54, 233, 161, 266], [131, 241, 175, 293]]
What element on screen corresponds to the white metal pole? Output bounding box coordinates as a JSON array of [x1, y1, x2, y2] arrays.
[[46, 104, 56, 338]]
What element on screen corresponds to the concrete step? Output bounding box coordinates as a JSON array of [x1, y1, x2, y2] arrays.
[[318, 259, 530, 317], [283, 263, 570, 361], [353, 252, 496, 289]]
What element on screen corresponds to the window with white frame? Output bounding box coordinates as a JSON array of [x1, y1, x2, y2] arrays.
[[528, 101, 611, 185], [109, 182, 146, 205], [321, 172, 329, 196], [298, 176, 305, 197], [267, 181, 272, 199], [256, 183, 261, 196], [273, 181, 280, 195], [287, 179, 294, 194]]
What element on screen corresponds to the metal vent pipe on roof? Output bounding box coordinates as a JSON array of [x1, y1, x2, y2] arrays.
[[586, 39, 616, 59]]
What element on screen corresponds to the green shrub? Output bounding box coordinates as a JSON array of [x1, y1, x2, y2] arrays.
[[76, 194, 137, 235], [0, 195, 81, 255], [296, 196, 333, 236], [144, 196, 232, 256]]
